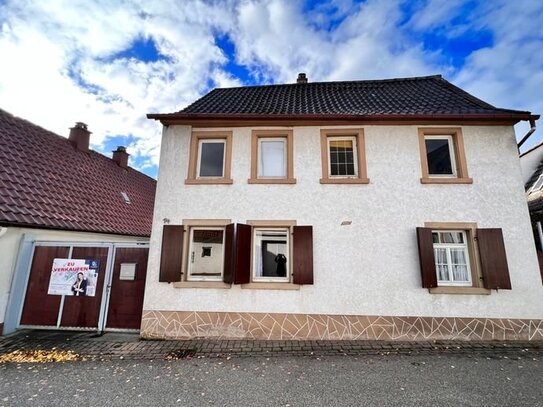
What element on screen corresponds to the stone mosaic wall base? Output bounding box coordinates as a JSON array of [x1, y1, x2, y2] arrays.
[[140, 310, 543, 341]]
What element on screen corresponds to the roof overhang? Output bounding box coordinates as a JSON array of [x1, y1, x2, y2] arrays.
[[147, 112, 540, 127]]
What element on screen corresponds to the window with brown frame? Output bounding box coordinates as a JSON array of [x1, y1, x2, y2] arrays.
[[416, 223, 511, 294], [158, 220, 314, 289], [186, 131, 233, 184], [418, 128, 472, 184], [249, 130, 295, 184], [320, 129, 369, 184]]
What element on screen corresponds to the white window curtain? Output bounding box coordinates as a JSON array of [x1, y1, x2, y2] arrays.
[[260, 140, 286, 177]]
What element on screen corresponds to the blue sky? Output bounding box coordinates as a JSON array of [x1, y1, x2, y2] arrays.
[[0, 0, 542, 179]]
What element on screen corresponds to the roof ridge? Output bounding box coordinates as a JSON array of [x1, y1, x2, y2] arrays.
[[0, 108, 155, 178], [210, 74, 444, 91]]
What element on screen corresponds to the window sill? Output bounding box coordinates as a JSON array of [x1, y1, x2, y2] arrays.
[[420, 177, 473, 184], [241, 282, 300, 290], [185, 178, 233, 185], [248, 178, 297, 184], [173, 281, 231, 289], [429, 286, 490, 295], [320, 178, 370, 184]]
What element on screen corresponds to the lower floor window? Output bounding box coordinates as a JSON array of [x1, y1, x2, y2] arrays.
[[187, 227, 225, 281], [432, 230, 471, 286], [253, 228, 290, 282]]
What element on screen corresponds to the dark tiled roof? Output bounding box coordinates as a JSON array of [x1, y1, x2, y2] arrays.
[[148, 75, 535, 120], [0, 109, 156, 236]]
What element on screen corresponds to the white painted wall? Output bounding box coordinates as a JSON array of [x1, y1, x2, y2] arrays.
[[0, 227, 148, 325], [520, 143, 543, 184], [144, 124, 543, 319]]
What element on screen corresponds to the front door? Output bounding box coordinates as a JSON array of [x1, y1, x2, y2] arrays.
[[105, 247, 149, 330]]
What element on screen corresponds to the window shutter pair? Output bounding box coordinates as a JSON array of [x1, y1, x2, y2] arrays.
[[159, 224, 314, 285], [416, 227, 512, 290]]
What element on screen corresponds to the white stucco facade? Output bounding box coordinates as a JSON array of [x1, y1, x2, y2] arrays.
[[143, 123, 543, 325], [0, 226, 148, 326]]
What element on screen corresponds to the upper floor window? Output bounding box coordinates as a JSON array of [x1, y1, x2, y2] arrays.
[[320, 129, 369, 184], [249, 130, 295, 184], [186, 131, 233, 185], [418, 128, 472, 184]]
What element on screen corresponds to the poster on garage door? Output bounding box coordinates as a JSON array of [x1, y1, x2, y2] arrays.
[[47, 258, 99, 297]]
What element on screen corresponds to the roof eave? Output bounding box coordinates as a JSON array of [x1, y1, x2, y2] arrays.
[[147, 112, 539, 126]]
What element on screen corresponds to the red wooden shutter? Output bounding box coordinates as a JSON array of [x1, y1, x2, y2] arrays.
[[223, 223, 235, 284], [477, 228, 512, 289], [159, 225, 184, 282], [234, 223, 252, 284], [416, 227, 438, 288], [293, 226, 314, 285]]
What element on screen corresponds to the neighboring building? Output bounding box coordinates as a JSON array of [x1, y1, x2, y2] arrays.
[[0, 109, 156, 335], [144, 74, 543, 341], [520, 143, 543, 282]]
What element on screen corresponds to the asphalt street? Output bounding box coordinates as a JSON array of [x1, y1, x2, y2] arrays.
[[1, 352, 541, 407]]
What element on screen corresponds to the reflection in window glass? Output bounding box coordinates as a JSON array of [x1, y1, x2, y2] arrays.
[[425, 137, 455, 176], [199, 141, 225, 177], [254, 229, 289, 280], [188, 228, 224, 280]]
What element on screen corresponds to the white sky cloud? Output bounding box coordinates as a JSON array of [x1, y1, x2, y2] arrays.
[[0, 0, 541, 176]]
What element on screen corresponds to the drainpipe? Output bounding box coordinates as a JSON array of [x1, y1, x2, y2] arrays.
[[518, 118, 537, 150], [537, 221, 543, 251]]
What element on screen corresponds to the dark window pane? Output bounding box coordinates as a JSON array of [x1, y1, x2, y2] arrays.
[[199, 142, 224, 177], [425, 138, 453, 175]]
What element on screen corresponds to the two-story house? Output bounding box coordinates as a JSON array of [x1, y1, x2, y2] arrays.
[[144, 74, 543, 341]]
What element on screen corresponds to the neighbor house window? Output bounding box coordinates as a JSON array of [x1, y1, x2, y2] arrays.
[[320, 129, 368, 184], [253, 228, 290, 282], [418, 128, 471, 184], [186, 131, 233, 184], [249, 130, 295, 184], [187, 227, 225, 281], [431, 230, 471, 286]]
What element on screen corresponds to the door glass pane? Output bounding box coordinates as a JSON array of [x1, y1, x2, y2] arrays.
[[254, 230, 288, 278], [260, 140, 286, 177], [189, 229, 224, 278], [425, 138, 453, 175], [199, 142, 225, 177], [329, 139, 356, 176]]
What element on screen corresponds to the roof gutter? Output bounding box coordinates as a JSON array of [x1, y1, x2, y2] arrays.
[[517, 118, 538, 150]]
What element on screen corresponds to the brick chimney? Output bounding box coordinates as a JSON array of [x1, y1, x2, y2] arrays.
[[296, 73, 308, 84], [69, 122, 91, 152], [112, 146, 129, 169]]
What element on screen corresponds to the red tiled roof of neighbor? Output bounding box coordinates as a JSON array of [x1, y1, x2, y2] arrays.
[[148, 75, 538, 122], [0, 109, 156, 237]]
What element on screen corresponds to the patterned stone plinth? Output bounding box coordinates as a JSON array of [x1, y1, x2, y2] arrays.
[[140, 310, 543, 341]]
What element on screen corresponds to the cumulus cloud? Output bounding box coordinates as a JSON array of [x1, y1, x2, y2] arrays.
[[0, 0, 541, 176]]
